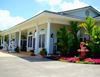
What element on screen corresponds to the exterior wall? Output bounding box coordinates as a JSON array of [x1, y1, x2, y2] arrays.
[[48, 23, 66, 54]]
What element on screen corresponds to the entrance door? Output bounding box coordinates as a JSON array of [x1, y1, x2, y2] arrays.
[[21, 39, 27, 51]]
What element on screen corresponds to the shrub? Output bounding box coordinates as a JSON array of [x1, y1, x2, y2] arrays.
[[30, 50, 35, 56], [39, 48, 47, 57], [15, 46, 20, 53]]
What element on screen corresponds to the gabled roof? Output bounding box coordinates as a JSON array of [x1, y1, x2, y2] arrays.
[[2, 6, 100, 34], [57, 6, 100, 19], [58, 6, 100, 15]]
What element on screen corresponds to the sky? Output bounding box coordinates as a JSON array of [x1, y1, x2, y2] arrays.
[[0, 0, 100, 31]]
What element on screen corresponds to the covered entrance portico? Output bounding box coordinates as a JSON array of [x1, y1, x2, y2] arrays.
[[1, 11, 81, 54]]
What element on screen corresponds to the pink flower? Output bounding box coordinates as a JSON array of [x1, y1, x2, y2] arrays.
[[60, 57, 100, 64], [85, 58, 100, 64], [84, 58, 94, 63], [63, 57, 80, 62], [93, 59, 100, 64]]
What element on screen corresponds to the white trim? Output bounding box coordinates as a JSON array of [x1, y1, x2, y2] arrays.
[[8, 34, 11, 50], [27, 27, 36, 51]]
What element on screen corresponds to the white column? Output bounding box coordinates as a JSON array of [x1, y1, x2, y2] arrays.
[[8, 34, 11, 50], [35, 25, 39, 54], [26, 30, 28, 51], [19, 31, 21, 49], [46, 22, 51, 54]]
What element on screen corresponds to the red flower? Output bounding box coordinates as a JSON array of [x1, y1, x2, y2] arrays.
[[93, 59, 100, 64], [84, 58, 94, 63], [85, 58, 100, 64], [63, 57, 80, 62]]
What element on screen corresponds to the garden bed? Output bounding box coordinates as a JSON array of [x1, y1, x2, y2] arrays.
[[59, 57, 100, 64]]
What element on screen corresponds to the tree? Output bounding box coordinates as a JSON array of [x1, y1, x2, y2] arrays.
[[68, 21, 80, 50], [80, 17, 100, 57], [80, 17, 95, 40], [92, 26, 100, 45], [90, 26, 100, 57], [56, 26, 74, 56]]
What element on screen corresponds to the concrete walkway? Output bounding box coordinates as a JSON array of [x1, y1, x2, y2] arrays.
[[0, 50, 100, 77], [0, 50, 32, 57]]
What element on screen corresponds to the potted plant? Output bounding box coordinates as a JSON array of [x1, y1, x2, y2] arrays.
[[30, 49, 35, 56], [39, 48, 47, 57], [15, 46, 20, 53], [0, 46, 3, 49]]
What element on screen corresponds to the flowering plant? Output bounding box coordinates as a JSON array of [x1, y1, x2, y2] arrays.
[[61, 57, 80, 63], [60, 57, 100, 64]]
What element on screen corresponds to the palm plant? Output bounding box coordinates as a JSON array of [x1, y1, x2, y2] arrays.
[[56, 26, 74, 56], [80, 17, 95, 40]]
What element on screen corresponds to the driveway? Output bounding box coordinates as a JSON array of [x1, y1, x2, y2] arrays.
[[0, 51, 100, 77]]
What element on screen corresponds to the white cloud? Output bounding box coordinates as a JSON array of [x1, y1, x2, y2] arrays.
[[36, 0, 88, 11], [60, 0, 88, 11], [0, 10, 25, 31]]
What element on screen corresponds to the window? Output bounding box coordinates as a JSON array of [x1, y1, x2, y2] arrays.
[[33, 38, 35, 49], [39, 34, 45, 48], [39, 35, 41, 48], [28, 36, 32, 47]]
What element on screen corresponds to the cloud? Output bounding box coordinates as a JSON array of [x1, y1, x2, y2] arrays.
[[0, 10, 25, 31], [36, 0, 62, 6], [60, 0, 88, 11], [36, 0, 88, 11]]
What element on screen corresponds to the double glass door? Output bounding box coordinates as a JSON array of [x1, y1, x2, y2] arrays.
[[28, 35, 35, 50]]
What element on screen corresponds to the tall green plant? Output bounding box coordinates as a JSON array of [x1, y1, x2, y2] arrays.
[[80, 17, 100, 57], [68, 21, 80, 51], [91, 26, 100, 56], [57, 26, 74, 56], [80, 17, 95, 40], [92, 26, 100, 45]]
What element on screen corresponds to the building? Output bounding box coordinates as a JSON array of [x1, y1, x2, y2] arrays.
[[1, 6, 100, 54]]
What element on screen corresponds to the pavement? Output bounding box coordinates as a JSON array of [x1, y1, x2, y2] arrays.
[[0, 50, 100, 77]]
